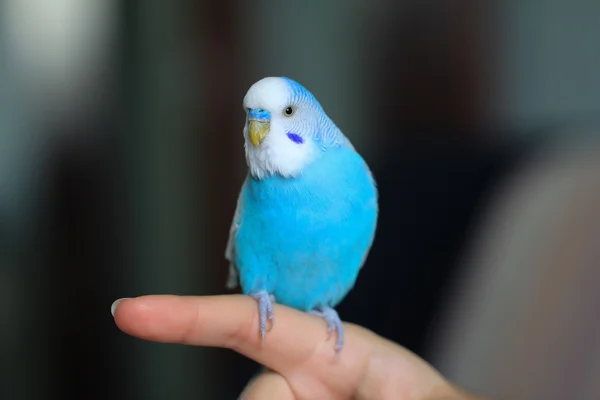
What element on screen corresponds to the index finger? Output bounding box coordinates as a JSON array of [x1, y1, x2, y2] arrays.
[[112, 294, 371, 374]]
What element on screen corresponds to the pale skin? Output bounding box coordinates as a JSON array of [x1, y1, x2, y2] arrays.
[[112, 294, 488, 400]]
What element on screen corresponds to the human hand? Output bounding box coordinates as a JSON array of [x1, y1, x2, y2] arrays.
[[112, 294, 485, 399]]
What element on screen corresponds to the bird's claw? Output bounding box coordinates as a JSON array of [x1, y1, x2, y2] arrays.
[[251, 290, 275, 344], [310, 306, 344, 355]]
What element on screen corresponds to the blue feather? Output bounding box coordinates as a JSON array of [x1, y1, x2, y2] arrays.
[[234, 146, 378, 311], [229, 76, 378, 351]]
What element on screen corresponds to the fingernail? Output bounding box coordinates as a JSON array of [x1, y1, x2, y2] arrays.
[[111, 298, 130, 317]]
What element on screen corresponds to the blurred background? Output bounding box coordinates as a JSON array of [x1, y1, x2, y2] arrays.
[[1, 0, 599, 399]]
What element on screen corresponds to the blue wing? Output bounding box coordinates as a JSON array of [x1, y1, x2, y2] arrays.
[[224, 176, 248, 289]]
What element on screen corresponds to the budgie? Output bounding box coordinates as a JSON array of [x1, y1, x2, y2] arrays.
[[225, 77, 378, 353]]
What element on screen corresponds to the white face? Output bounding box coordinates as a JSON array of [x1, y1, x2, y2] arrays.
[[242, 77, 317, 179]]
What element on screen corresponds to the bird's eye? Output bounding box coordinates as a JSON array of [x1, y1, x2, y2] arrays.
[[284, 106, 295, 116]]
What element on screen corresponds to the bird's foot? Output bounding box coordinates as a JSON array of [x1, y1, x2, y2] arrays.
[[310, 306, 344, 355], [250, 290, 275, 344]]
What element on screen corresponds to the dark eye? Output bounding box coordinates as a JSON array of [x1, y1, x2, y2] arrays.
[[284, 106, 295, 116]]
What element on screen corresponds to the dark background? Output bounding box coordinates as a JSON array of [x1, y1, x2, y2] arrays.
[[1, 1, 599, 399]]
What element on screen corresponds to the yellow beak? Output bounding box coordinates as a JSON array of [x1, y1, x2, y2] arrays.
[[249, 119, 270, 147]]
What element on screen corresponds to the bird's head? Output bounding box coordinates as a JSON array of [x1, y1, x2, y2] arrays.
[[242, 77, 342, 179]]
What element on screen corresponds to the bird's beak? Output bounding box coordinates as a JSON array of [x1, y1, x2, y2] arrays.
[[249, 120, 270, 147], [248, 108, 271, 147]]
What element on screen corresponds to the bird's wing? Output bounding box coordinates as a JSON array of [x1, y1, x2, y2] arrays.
[[224, 177, 247, 289]]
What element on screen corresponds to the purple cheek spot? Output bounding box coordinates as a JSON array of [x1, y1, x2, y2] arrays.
[[287, 132, 304, 144]]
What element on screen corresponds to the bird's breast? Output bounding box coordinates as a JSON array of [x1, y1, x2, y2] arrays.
[[235, 147, 378, 309], [241, 147, 377, 248]]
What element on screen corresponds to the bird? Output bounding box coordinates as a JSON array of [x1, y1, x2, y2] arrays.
[[225, 76, 378, 354]]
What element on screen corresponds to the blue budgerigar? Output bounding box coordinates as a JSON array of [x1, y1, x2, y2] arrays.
[[225, 77, 378, 353]]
